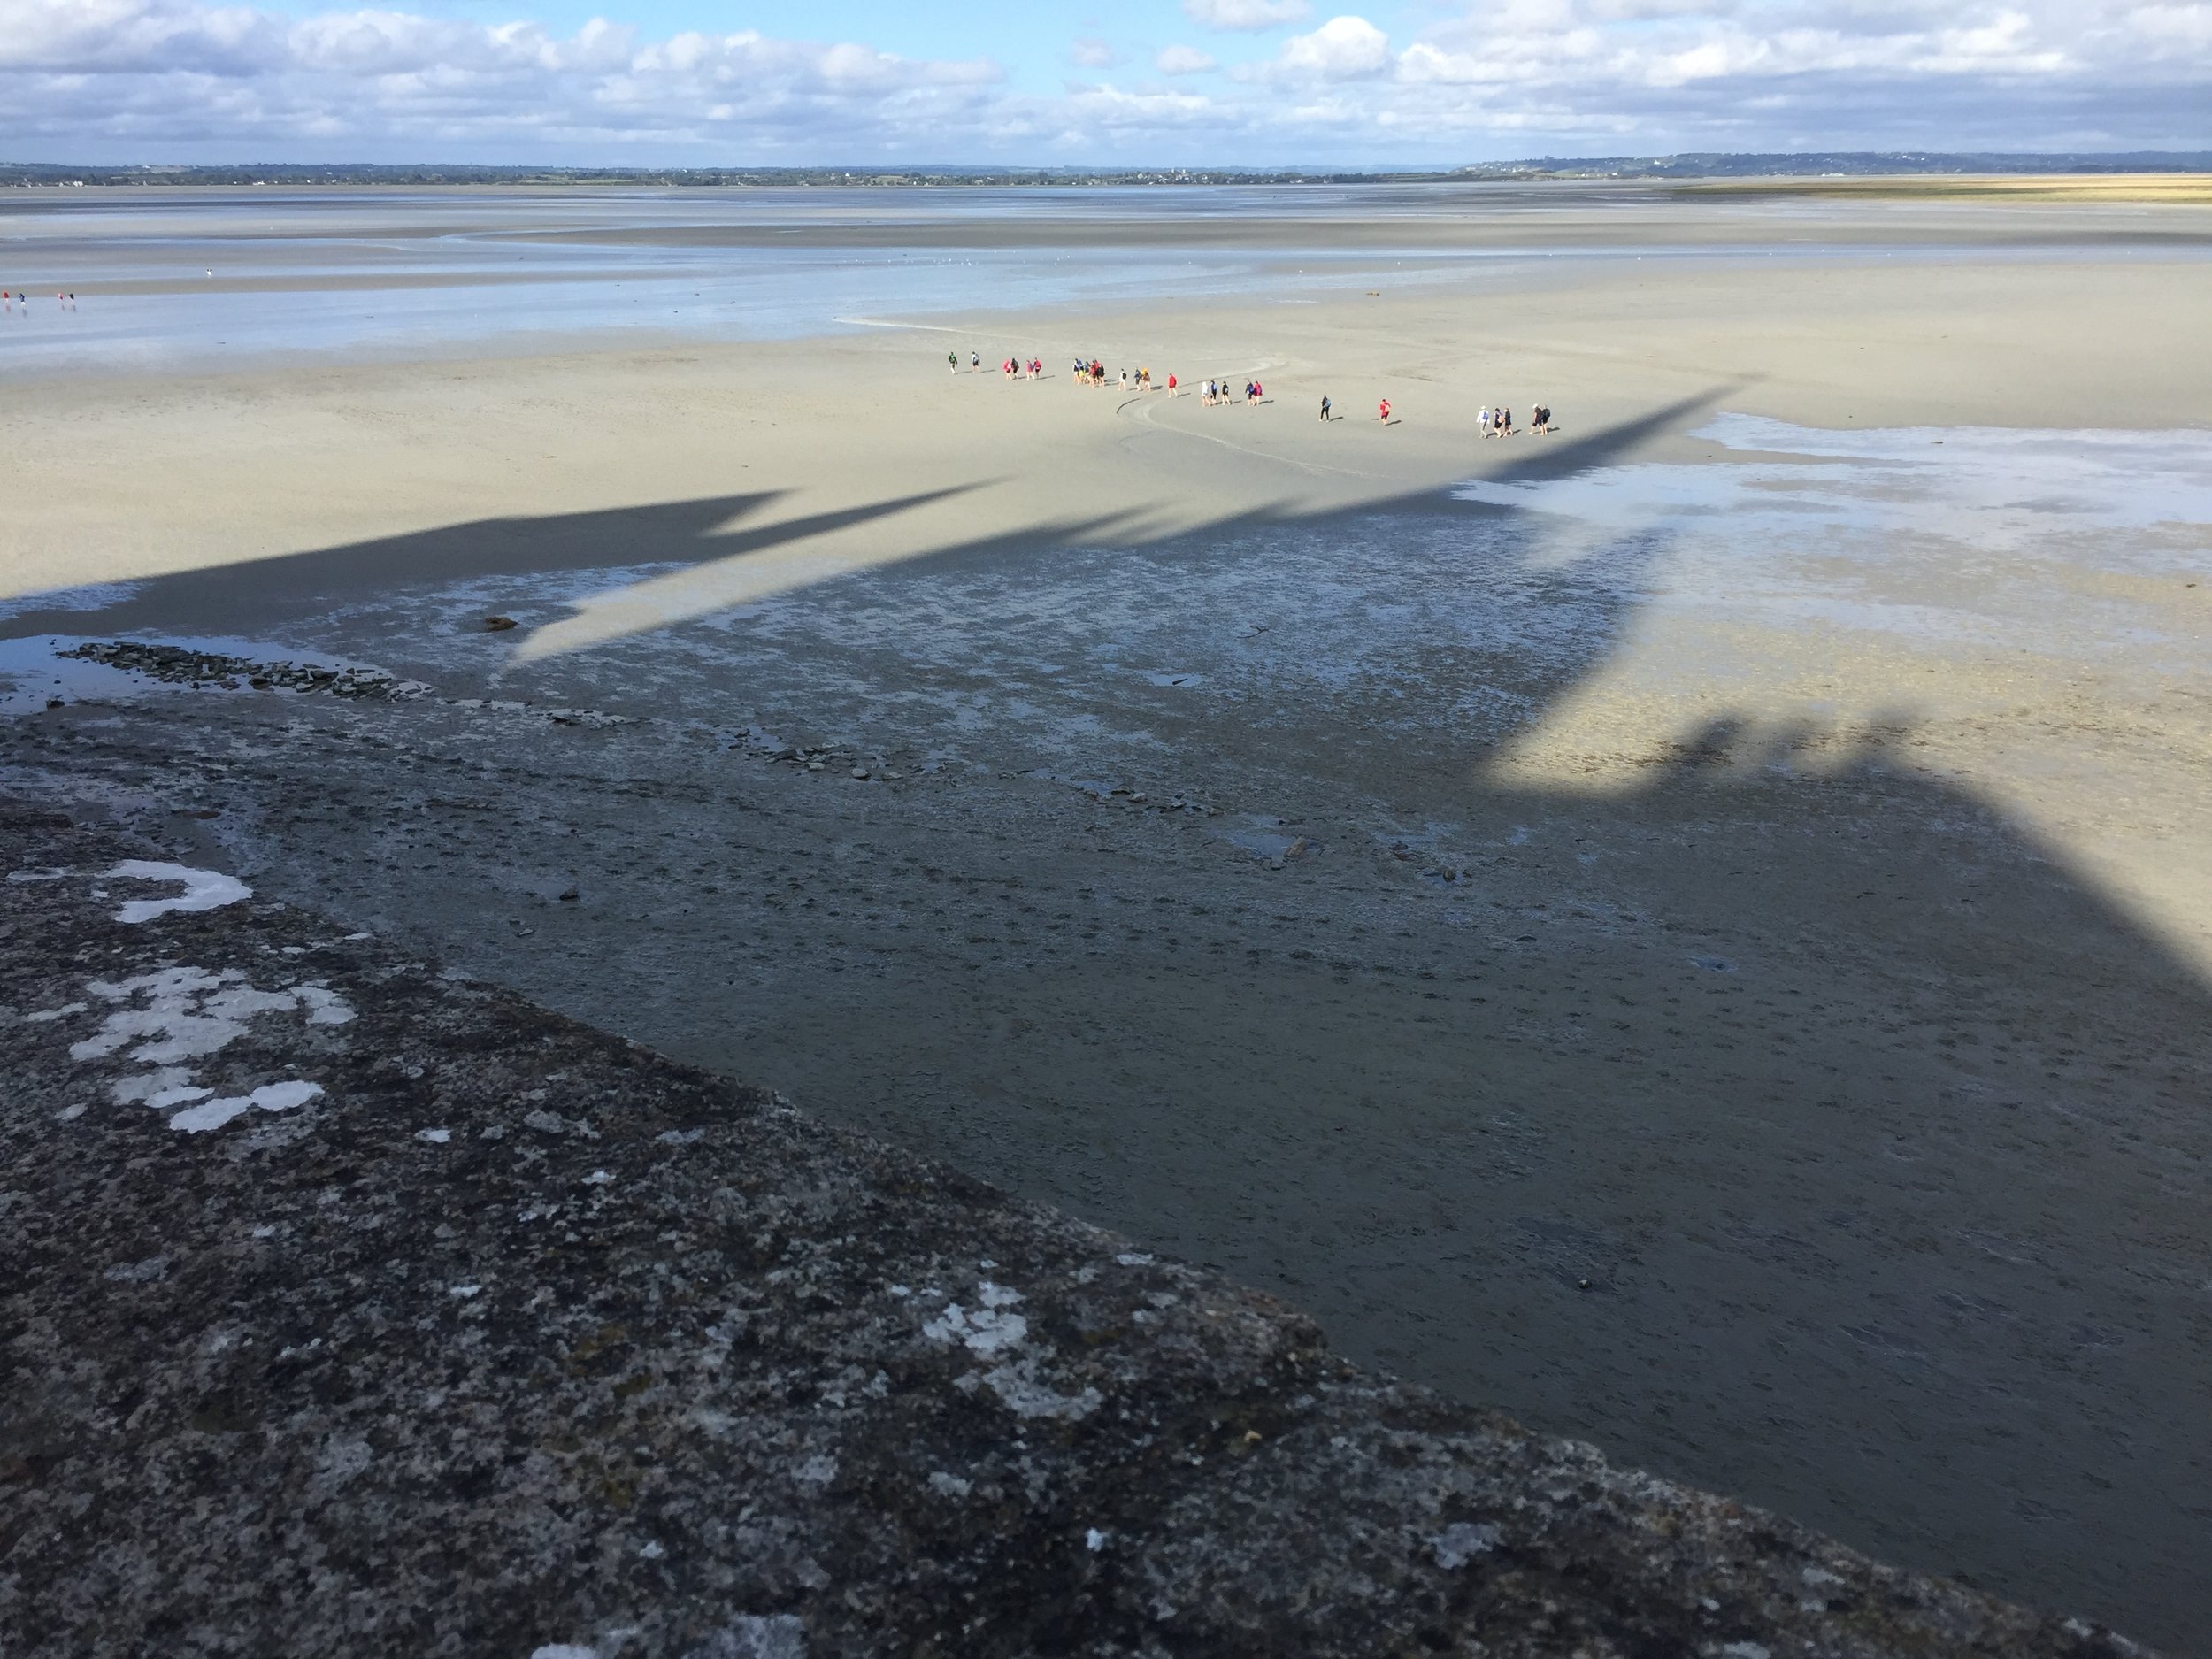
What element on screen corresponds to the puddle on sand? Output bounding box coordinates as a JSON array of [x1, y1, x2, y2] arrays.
[[1217, 814, 1323, 862], [1454, 417, 2212, 660], [0, 634, 370, 716], [1458, 416, 2212, 555], [0, 581, 143, 624]]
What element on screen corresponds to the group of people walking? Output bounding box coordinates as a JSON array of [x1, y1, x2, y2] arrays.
[[1, 289, 75, 313], [943, 346, 1551, 441], [1479, 403, 1553, 437]]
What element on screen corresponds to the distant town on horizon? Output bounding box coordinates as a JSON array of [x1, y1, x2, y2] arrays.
[[7, 151, 2212, 188]]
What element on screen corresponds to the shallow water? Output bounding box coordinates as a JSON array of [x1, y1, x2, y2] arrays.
[[0, 186, 1465, 377], [1455, 416, 2212, 665], [6, 183, 2206, 379], [10, 418, 2208, 738]]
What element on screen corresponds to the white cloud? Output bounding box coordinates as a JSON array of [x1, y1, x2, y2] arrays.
[[1156, 43, 1220, 73], [1184, 0, 1314, 30], [1279, 14, 1392, 77], [1070, 36, 1119, 66], [0, 0, 2206, 162], [0, 0, 281, 73]]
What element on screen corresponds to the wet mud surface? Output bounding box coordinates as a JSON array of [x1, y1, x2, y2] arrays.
[[2, 804, 2155, 1658], [6, 433, 2210, 1647]]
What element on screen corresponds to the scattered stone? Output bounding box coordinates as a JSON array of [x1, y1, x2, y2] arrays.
[[483, 616, 519, 632], [63, 642, 429, 703]]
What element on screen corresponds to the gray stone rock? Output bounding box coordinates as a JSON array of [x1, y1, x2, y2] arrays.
[[0, 804, 2152, 1658]]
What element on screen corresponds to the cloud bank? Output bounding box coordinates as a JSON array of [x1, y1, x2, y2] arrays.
[[2, 0, 2206, 163]]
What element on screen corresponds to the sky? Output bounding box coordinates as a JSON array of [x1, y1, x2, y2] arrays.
[[3, 0, 2208, 165]]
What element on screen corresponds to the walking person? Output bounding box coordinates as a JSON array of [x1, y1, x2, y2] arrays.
[[1479, 405, 1493, 437], [949, 350, 958, 373], [1378, 397, 1392, 423], [1319, 394, 1331, 421]]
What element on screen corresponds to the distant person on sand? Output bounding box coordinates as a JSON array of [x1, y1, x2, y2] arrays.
[[1166, 373, 1177, 396], [1500, 406, 1514, 436], [948, 350, 957, 373], [1319, 395, 1331, 421], [1479, 405, 1493, 437], [970, 350, 980, 373], [1378, 397, 1392, 423], [1532, 404, 1552, 434]]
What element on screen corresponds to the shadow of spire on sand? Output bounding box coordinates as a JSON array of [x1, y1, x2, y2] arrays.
[[4, 380, 2206, 1650]]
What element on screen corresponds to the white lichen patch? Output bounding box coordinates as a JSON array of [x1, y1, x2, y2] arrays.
[[1431, 1521, 1502, 1569], [104, 861, 252, 924], [24, 1002, 88, 1023], [924, 1282, 1029, 1357], [971, 1357, 1104, 1421], [58, 964, 352, 1133], [296, 984, 355, 1025], [170, 1079, 323, 1133]]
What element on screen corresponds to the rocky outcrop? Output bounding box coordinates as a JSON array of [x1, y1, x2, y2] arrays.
[[0, 804, 2148, 1658]]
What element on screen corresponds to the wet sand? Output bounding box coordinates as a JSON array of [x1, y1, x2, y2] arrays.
[[4, 198, 2211, 1648]]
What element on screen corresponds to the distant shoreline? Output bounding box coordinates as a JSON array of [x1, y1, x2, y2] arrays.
[[8, 151, 2212, 190]]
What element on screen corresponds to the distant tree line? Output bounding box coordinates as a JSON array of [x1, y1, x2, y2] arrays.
[[5, 153, 2208, 188]]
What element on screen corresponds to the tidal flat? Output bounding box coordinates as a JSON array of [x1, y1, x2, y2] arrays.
[[4, 181, 2210, 1649]]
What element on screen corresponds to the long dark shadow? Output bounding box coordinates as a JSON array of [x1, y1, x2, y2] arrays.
[[12, 380, 2203, 1643]]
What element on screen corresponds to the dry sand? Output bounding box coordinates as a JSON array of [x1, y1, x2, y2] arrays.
[[1677, 173, 2212, 205], [4, 206, 2211, 1647]]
